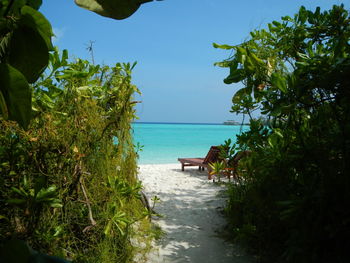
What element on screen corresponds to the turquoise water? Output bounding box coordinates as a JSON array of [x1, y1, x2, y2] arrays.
[[132, 123, 248, 164]]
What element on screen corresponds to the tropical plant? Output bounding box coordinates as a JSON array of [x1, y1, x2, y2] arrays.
[[0, 0, 161, 129], [208, 161, 226, 182], [0, 0, 160, 261], [218, 139, 236, 163], [0, 0, 53, 128], [0, 49, 153, 262], [215, 4, 350, 263]]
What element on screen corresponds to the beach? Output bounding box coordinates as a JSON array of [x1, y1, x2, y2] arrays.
[[138, 163, 254, 263], [133, 123, 248, 164]]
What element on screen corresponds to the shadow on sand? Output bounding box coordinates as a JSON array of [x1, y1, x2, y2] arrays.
[[146, 166, 254, 263]]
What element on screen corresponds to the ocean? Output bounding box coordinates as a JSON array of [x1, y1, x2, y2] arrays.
[[132, 122, 249, 164]]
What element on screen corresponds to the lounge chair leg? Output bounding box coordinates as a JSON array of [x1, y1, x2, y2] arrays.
[[182, 164, 184, 171]]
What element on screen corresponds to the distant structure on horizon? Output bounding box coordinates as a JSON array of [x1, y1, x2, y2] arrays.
[[223, 120, 240, 125]]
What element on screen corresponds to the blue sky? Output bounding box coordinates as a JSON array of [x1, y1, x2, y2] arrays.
[[41, 0, 344, 123]]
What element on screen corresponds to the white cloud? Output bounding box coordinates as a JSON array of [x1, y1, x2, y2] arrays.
[[52, 27, 65, 44]]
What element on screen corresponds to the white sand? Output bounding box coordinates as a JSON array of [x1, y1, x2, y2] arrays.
[[138, 163, 255, 263]]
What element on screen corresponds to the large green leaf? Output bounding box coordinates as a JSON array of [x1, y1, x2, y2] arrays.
[[270, 72, 287, 93], [8, 0, 26, 16], [8, 25, 49, 83], [26, 0, 43, 10], [244, 56, 255, 72], [212, 43, 235, 50], [74, 0, 153, 20], [20, 5, 54, 51], [0, 63, 31, 128], [224, 68, 245, 84], [232, 87, 251, 104], [249, 52, 264, 66]]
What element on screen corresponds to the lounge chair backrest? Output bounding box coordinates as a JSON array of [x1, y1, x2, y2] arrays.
[[203, 146, 220, 164]]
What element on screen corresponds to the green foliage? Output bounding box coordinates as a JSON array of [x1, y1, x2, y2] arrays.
[[0, 63, 31, 128], [0, 0, 156, 129], [0, 0, 53, 128], [74, 0, 160, 20], [218, 139, 236, 162], [208, 161, 226, 182], [0, 239, 70, 263], [216, 5, 350, 263], [0, 1, 156, 261], [0, 50, 152, 262]]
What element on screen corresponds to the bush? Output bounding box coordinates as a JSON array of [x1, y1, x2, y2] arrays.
[[216, 5, 350, 263], [0, 51, 152, 262]]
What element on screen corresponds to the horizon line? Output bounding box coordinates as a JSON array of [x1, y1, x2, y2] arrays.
[[133, 121, 249, 125], [134, 121, 221, 125]]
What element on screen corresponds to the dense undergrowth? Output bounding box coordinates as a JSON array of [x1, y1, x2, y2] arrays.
[[216, 5, 350, 263], [0, 50, 153, 262]]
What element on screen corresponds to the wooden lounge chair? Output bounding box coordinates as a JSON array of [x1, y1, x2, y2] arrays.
[[221, 150, 251, 181], [178, 146, 220, 178]]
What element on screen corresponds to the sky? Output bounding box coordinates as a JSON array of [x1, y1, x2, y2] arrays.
[[40, 0, 345, 124]]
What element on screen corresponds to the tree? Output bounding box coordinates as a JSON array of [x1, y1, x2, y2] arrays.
[[215, 5, 350, 262]]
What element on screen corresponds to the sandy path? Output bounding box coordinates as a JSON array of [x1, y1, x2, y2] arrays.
[[138, 164, 254, 263]]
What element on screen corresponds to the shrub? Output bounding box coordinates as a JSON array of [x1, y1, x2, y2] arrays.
[[216, 5, 350, 263], [0, 51, 151, 262]]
